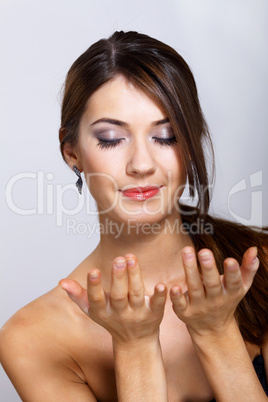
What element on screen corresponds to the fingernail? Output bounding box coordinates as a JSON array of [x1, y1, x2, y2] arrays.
[[171, 286, 181, 296], [199, 251, 212, 263], [114, 259, 126, 270], [126, 257, 135, 267], [183, 249, 194, 260], [157, 284, 165, 292], [253, 247, 258, 263], [89, 272, 99, 281], [226, 260, 238, 270]]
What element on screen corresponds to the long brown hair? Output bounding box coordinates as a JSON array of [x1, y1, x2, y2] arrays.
[[59, 31, 268, 345]]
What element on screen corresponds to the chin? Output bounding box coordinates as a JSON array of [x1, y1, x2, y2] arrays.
[[109, 209, 176, 227]]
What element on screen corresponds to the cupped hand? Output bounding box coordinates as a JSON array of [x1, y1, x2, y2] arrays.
[[59, 254, 167, 345], [170, 246, 259, 338]]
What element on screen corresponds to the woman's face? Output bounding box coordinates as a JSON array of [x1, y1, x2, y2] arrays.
[[72, 75, 186, 224]]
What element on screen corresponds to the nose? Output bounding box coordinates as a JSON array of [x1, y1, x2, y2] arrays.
[[126, 139, 156, 176]]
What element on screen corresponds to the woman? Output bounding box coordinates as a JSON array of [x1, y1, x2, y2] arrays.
[[0, 31, 267, 401]]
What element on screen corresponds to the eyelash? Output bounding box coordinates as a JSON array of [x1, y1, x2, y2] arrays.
[[96, 137, 177, 149]]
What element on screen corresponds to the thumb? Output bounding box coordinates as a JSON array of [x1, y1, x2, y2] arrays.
[[149, 283, 167, 314], [59, 279, 90, 315], [240, 247, 259, 292]]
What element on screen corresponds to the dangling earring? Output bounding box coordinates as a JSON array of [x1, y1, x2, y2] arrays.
[[73, 165, 83, 194]]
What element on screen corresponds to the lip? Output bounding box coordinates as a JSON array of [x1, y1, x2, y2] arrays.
[[121, 186, 162, 201]]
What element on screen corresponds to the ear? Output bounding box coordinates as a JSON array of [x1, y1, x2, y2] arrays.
[[62, 142, 83, 172]]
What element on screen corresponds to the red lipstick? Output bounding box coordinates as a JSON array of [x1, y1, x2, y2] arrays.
[[121, 186, 162, 200]]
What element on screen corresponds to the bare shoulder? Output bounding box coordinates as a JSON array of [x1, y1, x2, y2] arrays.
[[1, 286, 74, 349], [0, 286, 97, 401], [0, 250, 100, 366]]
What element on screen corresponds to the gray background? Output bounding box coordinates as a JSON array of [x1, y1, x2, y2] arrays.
[[1, 0, 267, 400]]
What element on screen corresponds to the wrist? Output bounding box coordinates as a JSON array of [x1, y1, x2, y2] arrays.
[[188, 317, 241, 350], [113, 332, 161, 353], [188, 318, 250, 366]]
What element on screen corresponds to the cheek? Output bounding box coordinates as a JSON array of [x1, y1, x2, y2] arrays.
[[81, 152, 121, 200], [162, 148, 186, 179], [172, 171, 187, 199], [80, 143, 118, 175], [84, 166, 118, 196], [165, 151, 187, 198]]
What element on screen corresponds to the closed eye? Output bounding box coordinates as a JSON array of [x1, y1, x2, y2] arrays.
[[96, 138, 124, 149], [96, 136, 177, 150], [153, 136, 177, 146]]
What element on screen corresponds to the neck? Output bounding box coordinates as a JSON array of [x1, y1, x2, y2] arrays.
[[90, 213, 193, 291]]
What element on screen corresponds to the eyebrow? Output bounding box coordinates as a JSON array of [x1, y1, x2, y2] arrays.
[[90, 117, 170, 127]]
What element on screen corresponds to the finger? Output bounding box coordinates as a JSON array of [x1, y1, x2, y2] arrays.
[[110, 257, 128, 310], [223, 258, 244, 295], [240, 247, 259, 291], [182, 247, 205, 301], [59, 279, 90, 315], [170, 285, 188, 314], [198, 249, 222, 298], [86, 269, 106, 310], [125, 254, 144, 309], [149, 283, 167, 314]]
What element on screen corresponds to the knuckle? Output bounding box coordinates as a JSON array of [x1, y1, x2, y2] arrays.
[[88, 294, 103, 303], [129, 289, 143, 299], [190, 285, 203, 293], [205, 280, 221, 290], [229, 277, 243, 288], [173, 300, 186, 311], [110, 293, 127, 303]]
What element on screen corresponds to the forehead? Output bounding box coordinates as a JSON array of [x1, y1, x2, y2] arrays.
[[82, 75, 166, 125]]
